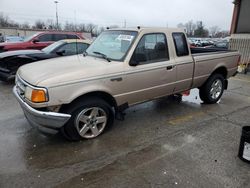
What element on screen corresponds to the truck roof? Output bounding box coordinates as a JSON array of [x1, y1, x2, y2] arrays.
[[108, 27, 186, 33]]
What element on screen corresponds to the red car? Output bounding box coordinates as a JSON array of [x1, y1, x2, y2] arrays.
[[0, 31, 84, 52]]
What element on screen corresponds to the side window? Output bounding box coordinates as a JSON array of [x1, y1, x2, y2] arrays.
[[172, 33, 189, 56], [53, 34, 67, 41], [76, 43, 90, 53], [59, 43, 77, 55], [132, 33, 169, 64], [38, 34, 53, 42], [67, 34, 79, 39]]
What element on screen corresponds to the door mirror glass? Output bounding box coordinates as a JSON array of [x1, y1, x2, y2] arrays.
[[33, 39, 39, 43], [129, 53, 147, 66], [56, 49, 65, 56]]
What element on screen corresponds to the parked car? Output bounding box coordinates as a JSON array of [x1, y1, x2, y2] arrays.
[[0, 39, 91, 82], [0, 31, 84, 52], [213, 41, 229, 49], [1, 36, 24, 43], [13, 27, 240, 141]]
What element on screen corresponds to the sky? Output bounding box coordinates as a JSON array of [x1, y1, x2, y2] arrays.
[[0, 0, 234, 30]]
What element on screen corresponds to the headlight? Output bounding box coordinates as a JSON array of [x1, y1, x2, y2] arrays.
[[25, 86, 48, 103]]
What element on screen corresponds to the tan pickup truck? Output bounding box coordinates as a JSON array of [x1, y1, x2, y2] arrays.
[[13, 27, 240, 141]]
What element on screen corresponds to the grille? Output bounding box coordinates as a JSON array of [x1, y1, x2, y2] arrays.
[[16, 76, 26, 99]]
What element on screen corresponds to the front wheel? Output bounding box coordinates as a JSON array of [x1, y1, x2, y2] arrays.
[[199, 74, 225, 104], [61, 97, 114, 141]]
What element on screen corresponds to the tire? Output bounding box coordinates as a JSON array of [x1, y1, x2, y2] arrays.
[[199, 74, 225, 104], [60, 97, 114, 141]]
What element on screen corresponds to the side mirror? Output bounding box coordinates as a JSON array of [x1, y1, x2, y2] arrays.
[[56, 50, 65, 56], [32, 39, 39, 43], [129, 53, 147, 66]]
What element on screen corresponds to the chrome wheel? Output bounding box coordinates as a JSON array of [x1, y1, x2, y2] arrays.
[[75, 107, 107, 139], [210, 79, 223, 100]]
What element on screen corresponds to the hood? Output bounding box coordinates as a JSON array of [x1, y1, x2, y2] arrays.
[[17, 55, 121, 87], [0, 50, 43, 59]]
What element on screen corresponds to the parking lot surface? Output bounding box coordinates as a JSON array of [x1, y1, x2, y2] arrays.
[[0, 74, 250, 188]]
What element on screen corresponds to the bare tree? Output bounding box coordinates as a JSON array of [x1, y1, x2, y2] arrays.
[[46, 19, 57, 30], [0, 13, 10, 27], [64, 21, 75, 31], [177, 23, 185, 29], [0, 13, 19, 27], [33, 20, 46, 29], [20, 22, 30, 29], [86, 23, 97, 35], [77, 23, 86, 32], [185, 20, 196, 37], [209, 26, 220, 37]]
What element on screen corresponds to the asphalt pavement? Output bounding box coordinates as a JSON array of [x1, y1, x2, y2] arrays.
[[0, 74, 250, 188]]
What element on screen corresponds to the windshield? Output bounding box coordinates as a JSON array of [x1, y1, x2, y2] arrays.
[[86, 30, 137, 61], [42, 41, 66, 53], [23, 33, 39, 42]]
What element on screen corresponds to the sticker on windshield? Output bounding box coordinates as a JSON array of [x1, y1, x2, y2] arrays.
[[116, 35, 134, 41]]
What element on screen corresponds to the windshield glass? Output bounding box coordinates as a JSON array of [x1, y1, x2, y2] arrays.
[[86, 30, 137, 61], [42, 41, 66, 53], [23, 33, 39, 42]]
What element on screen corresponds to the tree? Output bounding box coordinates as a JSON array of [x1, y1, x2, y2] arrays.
[[185, 20, 196, 37], [209, 26, 220, 37], [46, 19, 57, 30], [64, 21, 75, 31], [86, 23, 97, 36], [0, 13, 19, 27], [78, 23, 86, 32], [177, 23, 185, 29], [194, 21, 209, 37], [33, 20, 46, 29], [20, 22, 30, 29], [0, 13, 10, 27]]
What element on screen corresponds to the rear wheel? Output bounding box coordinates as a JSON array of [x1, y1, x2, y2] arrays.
[[61, 97, 114, 141], [199, 74, 225, 104]]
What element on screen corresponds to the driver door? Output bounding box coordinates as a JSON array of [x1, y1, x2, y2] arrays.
[[120, 33, 177, 105]]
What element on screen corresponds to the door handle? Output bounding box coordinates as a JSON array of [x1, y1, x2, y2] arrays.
[[110, 77, 123, 82], [166, 65, 175, 70]]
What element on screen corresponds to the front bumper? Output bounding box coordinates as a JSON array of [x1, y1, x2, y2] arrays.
[[13, 86, 71, 134]]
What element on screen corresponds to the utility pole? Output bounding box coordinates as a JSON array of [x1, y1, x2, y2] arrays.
[[124, 19, 127, 28], [54, 1, 59, 30]]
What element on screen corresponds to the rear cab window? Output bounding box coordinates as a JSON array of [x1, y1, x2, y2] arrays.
[[172, 32, 189, 57]]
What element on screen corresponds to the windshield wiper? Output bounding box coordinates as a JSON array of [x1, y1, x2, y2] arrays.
[[93, 51, 111, 62]]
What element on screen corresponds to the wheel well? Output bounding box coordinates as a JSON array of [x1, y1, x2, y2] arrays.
[[212, 67, 227, 79], [60, 91, 117, 113]]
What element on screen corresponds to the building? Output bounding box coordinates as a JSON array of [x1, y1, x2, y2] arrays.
[[230, 0, 250, 73]]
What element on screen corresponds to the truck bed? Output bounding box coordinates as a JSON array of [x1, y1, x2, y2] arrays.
[[191, 48, 239, 89], [191, 47, 229, 54]]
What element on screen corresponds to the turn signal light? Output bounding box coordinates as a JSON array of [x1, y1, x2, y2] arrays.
[[31, 90, 47, 103]]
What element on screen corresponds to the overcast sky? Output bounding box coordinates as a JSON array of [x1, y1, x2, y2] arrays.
[[0, 0, 234, 30]]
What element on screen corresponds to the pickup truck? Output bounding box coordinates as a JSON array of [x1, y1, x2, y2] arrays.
[[13, 27, 240, 141]]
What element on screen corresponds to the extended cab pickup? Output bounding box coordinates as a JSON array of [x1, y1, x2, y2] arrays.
[[13, 28, 240, 141]]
